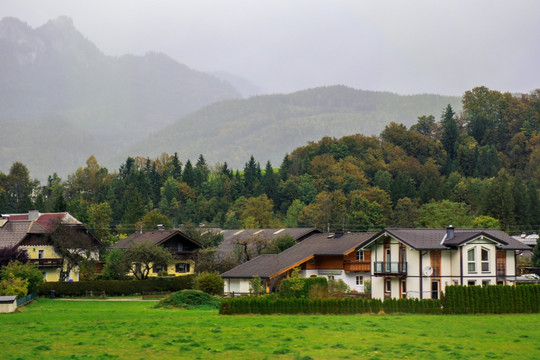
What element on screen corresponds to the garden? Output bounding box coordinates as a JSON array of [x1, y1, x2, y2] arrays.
[[1, 298, 539, 360]]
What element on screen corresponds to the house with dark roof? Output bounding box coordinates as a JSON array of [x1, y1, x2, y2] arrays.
[[203, 227, 320, 262], [0, 210, 102, 281], [360, 227, 531, 300], [221, 232, 375, 294], [111, 229, 202, 277]]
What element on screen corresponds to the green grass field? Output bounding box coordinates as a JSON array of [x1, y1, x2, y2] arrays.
[[1, 298, 539, 360]]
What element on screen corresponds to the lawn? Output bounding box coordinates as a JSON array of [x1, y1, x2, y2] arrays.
[[1, 298, 539, 360]]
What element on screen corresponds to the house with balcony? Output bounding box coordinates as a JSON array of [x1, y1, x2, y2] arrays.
[[110, 229, 202, 277], [0, 210, 102, 281], [360, 227, 530, 300], [221, 232, 375, 294]]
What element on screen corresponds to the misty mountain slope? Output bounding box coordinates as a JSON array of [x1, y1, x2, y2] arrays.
[[0, 119, 106, 180], [0, 16, 242, 180], [0, 16, 241, 145], [120, 86, 462, 168]]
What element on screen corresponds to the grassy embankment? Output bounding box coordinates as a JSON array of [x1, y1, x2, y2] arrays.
[[1, 298, 539, 360]]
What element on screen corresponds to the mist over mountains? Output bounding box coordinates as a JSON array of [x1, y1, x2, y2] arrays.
[[0, 16, 461, 181]]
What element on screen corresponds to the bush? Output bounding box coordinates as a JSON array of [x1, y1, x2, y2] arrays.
[[0, 276, 28, 297], [328, 279, 349, 298], [195, 272, 224, 295], [156, 289, 219, 309], [1, 261, 44, 293], [38, 276, 195, 297]]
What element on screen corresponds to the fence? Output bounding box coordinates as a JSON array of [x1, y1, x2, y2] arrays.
[[16, 292, 38, 307]]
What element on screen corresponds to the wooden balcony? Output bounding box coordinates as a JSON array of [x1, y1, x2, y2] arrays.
[[343, 260, 371, 272], [30, 258, 63, 268], [170, 250, 196, 260], [373, 262, 407, 277]]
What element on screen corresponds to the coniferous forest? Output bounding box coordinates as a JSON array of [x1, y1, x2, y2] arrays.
[[1, 86, 539, 244]]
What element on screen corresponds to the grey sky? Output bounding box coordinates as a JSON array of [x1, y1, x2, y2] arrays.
[[2, 0, 539, 95]]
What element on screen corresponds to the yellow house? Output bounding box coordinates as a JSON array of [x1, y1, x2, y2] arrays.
[[110, 230, 202, 277], [0, 211, 102, 282]]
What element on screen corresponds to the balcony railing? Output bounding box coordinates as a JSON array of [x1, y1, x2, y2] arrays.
[[343, 260, 371, 272], [30, 258, 63, 268], [373, 262, 407, 276]]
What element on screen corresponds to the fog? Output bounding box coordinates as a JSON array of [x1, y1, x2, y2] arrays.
[[2, 0, 539, 95]]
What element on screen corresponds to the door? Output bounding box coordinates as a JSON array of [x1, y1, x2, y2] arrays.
[[385, 247, 391, 272], [496, 250, 506, 277], [431, 280, 439, 300]]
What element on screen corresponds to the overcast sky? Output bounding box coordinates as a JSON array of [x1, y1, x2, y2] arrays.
[[2, 0, 539, 96]]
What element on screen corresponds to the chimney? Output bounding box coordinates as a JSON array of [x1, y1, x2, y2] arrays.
[[446, 225, 454, 240], [28, 210, 40, 221]]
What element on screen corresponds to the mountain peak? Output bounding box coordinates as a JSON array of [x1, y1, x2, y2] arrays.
[[46, 16, 75, 30], [0, 17, 34, 42]]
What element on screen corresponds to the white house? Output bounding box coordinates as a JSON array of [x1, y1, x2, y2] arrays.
[[361, 227, 531, 300], [221, 232, 375, 294]]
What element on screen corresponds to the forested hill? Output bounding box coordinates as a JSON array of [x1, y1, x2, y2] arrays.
[[0, 87, 539, 253], [120, 85, 461, 170], [0, 16, 240, 179]]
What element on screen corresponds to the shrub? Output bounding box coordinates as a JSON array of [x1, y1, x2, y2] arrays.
[[156, 289, 219, 309], [249, 275, 264, 296], [328, 279, 349, 298], [195, 272, 224, 295], [308, 283, 329, 299], [1, 260, 44, 293], [0, 276, 28, 297]]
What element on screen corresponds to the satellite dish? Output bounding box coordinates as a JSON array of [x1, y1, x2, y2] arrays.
[[423, 266, 433, 276]]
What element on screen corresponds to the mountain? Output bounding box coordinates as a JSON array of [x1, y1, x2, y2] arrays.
[[0, 16, 241, 179], [211, 71, 263, 98], [120, 85, 462, 169]]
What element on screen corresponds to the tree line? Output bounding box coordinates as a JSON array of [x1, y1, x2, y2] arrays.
[[0, 86, 539, 247]]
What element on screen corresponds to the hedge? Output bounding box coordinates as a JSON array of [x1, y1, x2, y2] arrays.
[[442, 284, 540, 314], [38, 276, 195, 297], [219, 296, 442, 315]]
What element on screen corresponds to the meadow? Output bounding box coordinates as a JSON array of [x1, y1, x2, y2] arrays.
[[1, 298, 539, 360]]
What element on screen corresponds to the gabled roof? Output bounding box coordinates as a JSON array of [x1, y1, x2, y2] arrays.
[[363, 228, 530, 251], [110, 230, 202, 249], [221, 232, 375, 279], [0, 211, 101, 248], [214, 227, 321, 256], [0, 220, 34, 248]]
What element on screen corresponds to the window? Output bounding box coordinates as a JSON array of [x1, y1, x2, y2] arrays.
[[385, 279, 391, 293], [153, 264, 167, 273], [38, 249, 44, 259], [453, 280, 459, 286], [327, 275, 335, 280], [357, 250, 364, 262], [175, 263, 190, 273], [468, 280, 476, 286], [401, 280, 407, 295], [481, 248, 490, 272], [356, 275, 363, 286], [178, 243, 184, 252], [467, 248, 476, 273], [482, 280, 490, 287]]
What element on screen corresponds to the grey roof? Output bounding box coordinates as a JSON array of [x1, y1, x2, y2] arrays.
[[0, 295, 17, 302], [512, 233, 539, 247], [221, 232, 375, 279], [0, 220, 34, 248], [214, 227, 320, 256], [366, 228, 530, 251], [111, 230, 201, 249]]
